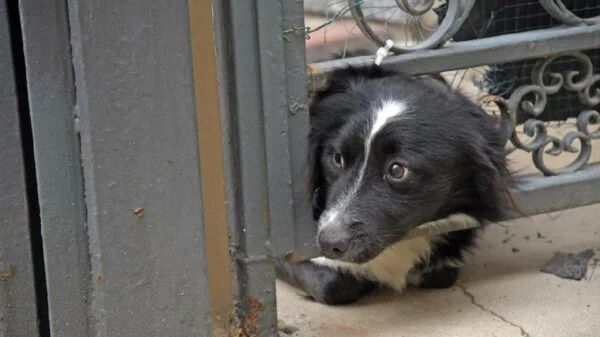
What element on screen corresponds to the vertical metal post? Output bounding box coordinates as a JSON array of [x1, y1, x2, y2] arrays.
[[0, 2, 40, 336], [29, 0, 214, 335], [217, 1, 280, 334], [280, 0, 316, 258], [213, 0, 312, 336], [17, 1, 91, 335]]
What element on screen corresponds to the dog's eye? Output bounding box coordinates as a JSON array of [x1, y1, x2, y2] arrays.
[[385, 162, 407, 182], [332, 152, 345, 169]]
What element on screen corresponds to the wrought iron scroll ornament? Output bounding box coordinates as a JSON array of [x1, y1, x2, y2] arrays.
[[288, 0, 600, 46], [499, 52, 600, 176], [348, 0, 477, 53], [394, 0, 435, 16], [346, 0, 600, 53], [539, 0, 600, 26]]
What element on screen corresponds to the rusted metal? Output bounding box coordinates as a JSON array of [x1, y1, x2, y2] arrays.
[[242, 296, 266, 337]]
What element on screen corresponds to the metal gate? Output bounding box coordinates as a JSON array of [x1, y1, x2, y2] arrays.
[[1, 1, 599, 337]]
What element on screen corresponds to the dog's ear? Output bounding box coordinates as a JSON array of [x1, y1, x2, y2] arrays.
[[468, 116, 516, 222], [312, 65, 396, 102]]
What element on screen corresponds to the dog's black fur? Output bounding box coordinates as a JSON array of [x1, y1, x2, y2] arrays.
[[276, 54, 513, 305]]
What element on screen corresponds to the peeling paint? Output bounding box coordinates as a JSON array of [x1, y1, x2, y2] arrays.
[[0, 266, 17, 283], [132, 207, 145, 218]]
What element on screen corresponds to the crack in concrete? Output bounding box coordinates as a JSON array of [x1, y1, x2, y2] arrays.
[[458, 284, 531, 337]]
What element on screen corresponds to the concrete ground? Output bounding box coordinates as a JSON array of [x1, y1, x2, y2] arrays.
[[277, 204, 600, 337]]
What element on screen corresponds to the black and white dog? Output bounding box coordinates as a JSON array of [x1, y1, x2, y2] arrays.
[[276, 59, 514, 305]]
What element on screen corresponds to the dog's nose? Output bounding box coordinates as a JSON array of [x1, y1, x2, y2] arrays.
[[318, 229, 350, 259]]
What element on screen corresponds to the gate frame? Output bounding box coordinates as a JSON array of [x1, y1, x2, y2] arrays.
[[206, 0, 314, 335], [0, 2, 40, 335], [210, 1, 600, 336]]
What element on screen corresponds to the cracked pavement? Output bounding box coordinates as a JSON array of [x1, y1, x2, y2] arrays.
[[277, 203, 600, 337], [457, 284, 530, 337]]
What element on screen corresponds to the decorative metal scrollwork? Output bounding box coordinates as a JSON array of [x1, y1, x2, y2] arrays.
[[345, 0, 599, 54], [539, 0, 600, 26], [394, 0, 435, 16], [500, 52, 600, 176], [348, 0, 477, 53]]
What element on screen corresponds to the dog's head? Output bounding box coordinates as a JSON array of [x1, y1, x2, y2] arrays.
[[308, 66, 512, 263]]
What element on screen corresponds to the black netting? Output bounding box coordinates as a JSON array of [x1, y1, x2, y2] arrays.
[[436, 0, 600, 123]]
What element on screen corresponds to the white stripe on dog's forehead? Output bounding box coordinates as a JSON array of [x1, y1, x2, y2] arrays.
[[319, 99, 406, 230], [369, 100, 406, 141]]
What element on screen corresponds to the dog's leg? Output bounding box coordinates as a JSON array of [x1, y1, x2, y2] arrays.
[[407, 259, 462, 289], [277, 236, 435, 303], [275, 258, 377, 305], [415, 265, 460, 289]]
